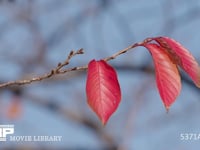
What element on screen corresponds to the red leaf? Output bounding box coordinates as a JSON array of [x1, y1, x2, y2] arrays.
[[86, 59, 121, 125], [144, 44, 181, 110], [6, 97, 22, 120], [155, 37, 200, 88]]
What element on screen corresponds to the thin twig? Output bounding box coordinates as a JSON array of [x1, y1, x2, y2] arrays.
[[0, 48, 84, 88], [104, 37, 153, 61], [0, 38, 153, 88]]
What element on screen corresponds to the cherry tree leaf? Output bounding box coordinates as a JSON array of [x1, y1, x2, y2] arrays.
[[155, 36, 200, 88], [86, 59, 121, 125], [144, 44, 181, 110]]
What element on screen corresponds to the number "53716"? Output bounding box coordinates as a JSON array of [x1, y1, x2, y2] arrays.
[[180, 133, 200, 140]]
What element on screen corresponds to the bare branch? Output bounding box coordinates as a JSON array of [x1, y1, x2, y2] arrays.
[[0, 48, 85, 88], [0, 38, 153, 88], [104, 37, 153, 61]]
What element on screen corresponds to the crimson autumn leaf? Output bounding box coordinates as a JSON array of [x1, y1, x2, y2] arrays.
[[155, 37, 200, 88], [144, 43, 181, 110], [86, 59, 121, 125]]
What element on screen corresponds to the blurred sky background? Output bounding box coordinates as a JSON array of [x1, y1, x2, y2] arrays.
[[0, 0, 200, 149]]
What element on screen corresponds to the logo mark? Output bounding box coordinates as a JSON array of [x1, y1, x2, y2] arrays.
[[0, 125, 14, 141]]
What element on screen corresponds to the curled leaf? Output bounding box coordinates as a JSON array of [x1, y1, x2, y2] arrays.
[[86, 59, 121, 125], [155, 37, 200, 87], [144, 43, 181, 110]]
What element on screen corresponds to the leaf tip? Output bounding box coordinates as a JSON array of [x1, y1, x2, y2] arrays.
[[165, 106, 170, 113], [101, 119, 108, 126]]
